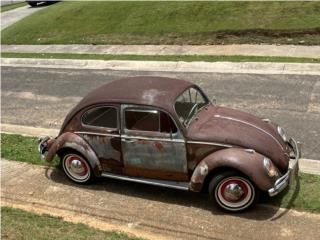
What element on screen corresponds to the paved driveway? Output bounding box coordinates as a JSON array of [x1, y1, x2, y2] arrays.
[[1, 4, 46, 30]]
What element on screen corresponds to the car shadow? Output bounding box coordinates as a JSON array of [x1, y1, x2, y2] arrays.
[[44, 167, 300, 221], [260, 175, 301, 221]]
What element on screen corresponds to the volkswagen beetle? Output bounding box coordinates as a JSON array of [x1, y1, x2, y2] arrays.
[[38, 76, 300, 212]]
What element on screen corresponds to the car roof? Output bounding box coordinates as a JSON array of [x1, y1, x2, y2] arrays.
[[60, 76, 195, 132], [79, 76, 194, 108]]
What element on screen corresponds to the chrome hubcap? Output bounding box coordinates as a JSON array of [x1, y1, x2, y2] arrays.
[[216, 177, 254, 210], [223, 183, 245, 201], [70, 159, 85, 174], [64, 154, 90, 182]]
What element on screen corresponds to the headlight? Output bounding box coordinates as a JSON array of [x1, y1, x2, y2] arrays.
[[263, 157, 279, 178], [277, 126, 287, 142]]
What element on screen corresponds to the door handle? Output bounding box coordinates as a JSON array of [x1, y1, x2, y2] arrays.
[[122, 138, 137, 143]]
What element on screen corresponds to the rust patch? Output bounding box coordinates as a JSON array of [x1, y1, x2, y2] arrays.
[[154, 142, 164, 152], [138, 139, 149, 145], [123, 165, 188, 181]]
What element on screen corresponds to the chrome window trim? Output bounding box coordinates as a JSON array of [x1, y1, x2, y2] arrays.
[[125, 108, 159, 114], [122, 134, 185, 143], [75, 131, 120, 138], [124, 108, 160, 132], [121, 104, 184, 140], [187, 140, 232, 148], [81, 105, 119, 130]]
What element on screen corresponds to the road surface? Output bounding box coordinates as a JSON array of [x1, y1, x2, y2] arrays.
[[1, 66, 320, 160]]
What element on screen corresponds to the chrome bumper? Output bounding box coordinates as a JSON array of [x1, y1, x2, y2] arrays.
[[268, 138, 300, 197], [38, 136, 51, 160]]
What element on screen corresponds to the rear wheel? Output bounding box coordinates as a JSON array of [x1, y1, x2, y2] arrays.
[[62, 151, 93, 184], [209, 171, 258, 212]]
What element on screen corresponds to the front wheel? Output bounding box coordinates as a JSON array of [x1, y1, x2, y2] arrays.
[[209, 171, 258, 212], [62, 152, 94, 184]]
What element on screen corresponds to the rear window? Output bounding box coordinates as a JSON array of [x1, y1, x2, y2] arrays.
[[82, 106, 117, 128]]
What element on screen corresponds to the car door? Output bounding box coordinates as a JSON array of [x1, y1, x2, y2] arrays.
[[121, 104, 188, 181], [77, 105, 123, 173]]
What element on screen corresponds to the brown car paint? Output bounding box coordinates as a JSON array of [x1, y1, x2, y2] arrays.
[[45, 76, 291, 193], [189, 148, 275, 192], [187, 105, 290, 172], [46, 132, 102, 176]]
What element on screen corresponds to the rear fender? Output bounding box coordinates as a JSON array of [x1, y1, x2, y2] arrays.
[[189, 148, 274, 192], [46, 132, 102, 176]]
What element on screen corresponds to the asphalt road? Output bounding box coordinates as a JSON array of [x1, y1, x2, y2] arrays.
[[2, 66, 320, 159]]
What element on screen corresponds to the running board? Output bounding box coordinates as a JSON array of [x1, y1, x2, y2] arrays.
[[101, 172, 189, 191]]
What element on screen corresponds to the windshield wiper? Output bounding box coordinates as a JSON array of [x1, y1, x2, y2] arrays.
[[184, 103, 200, 127]]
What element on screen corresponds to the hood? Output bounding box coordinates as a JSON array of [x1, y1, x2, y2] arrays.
[[187, 106, 290, 170]]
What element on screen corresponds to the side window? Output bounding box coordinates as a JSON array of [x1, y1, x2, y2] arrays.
[[160, 112, 177, 133], [125, 110, 159, 132], [125, 109, 177, 133], [82, 106, 117, 129]]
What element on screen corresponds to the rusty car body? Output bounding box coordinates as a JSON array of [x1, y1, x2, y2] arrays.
[[38, 76, 300, 212]]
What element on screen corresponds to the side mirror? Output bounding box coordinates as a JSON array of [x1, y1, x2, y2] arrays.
[[211, 97, 217, 105]]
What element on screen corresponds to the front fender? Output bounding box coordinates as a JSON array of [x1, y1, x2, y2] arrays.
[[189, 148, 274, 192], [46, 132, 102, 175]]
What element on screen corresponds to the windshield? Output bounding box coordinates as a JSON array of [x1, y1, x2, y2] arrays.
[[175, 87, 209, 127]]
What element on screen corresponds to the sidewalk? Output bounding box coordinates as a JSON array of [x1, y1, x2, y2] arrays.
[[2, 44, 320, 58], [2, 57, 320, 75]]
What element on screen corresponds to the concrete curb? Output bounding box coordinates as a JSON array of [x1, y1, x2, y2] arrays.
[[2, 44, 320, 58], [2, 58, 320, 75], [1, 123, 59, 137], [2, 123, 320, 175]]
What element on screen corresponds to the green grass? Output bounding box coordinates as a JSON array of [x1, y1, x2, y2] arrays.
[[0, 133, 59, 167], [1, 207, 144, 240], [1, 133, 320, 213], [2, 1, 320, 45], [269, 173, 320, 213], [0, 2, 26, 13], [2, 52, 320, 63]]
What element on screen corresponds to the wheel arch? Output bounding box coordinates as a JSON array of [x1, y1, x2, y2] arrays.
[[201, 166, 241, 193], [189, 148, 274, 193], [46, 132, 102, 176]]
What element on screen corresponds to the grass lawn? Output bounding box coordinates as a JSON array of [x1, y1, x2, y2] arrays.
[[1, 133, 59, 167], [1, 1, 320, 45], [0, 2, 26, 13], [1, 207, 143, 240], [2, 52, 320, 63], [1, 133, 320, 213]]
